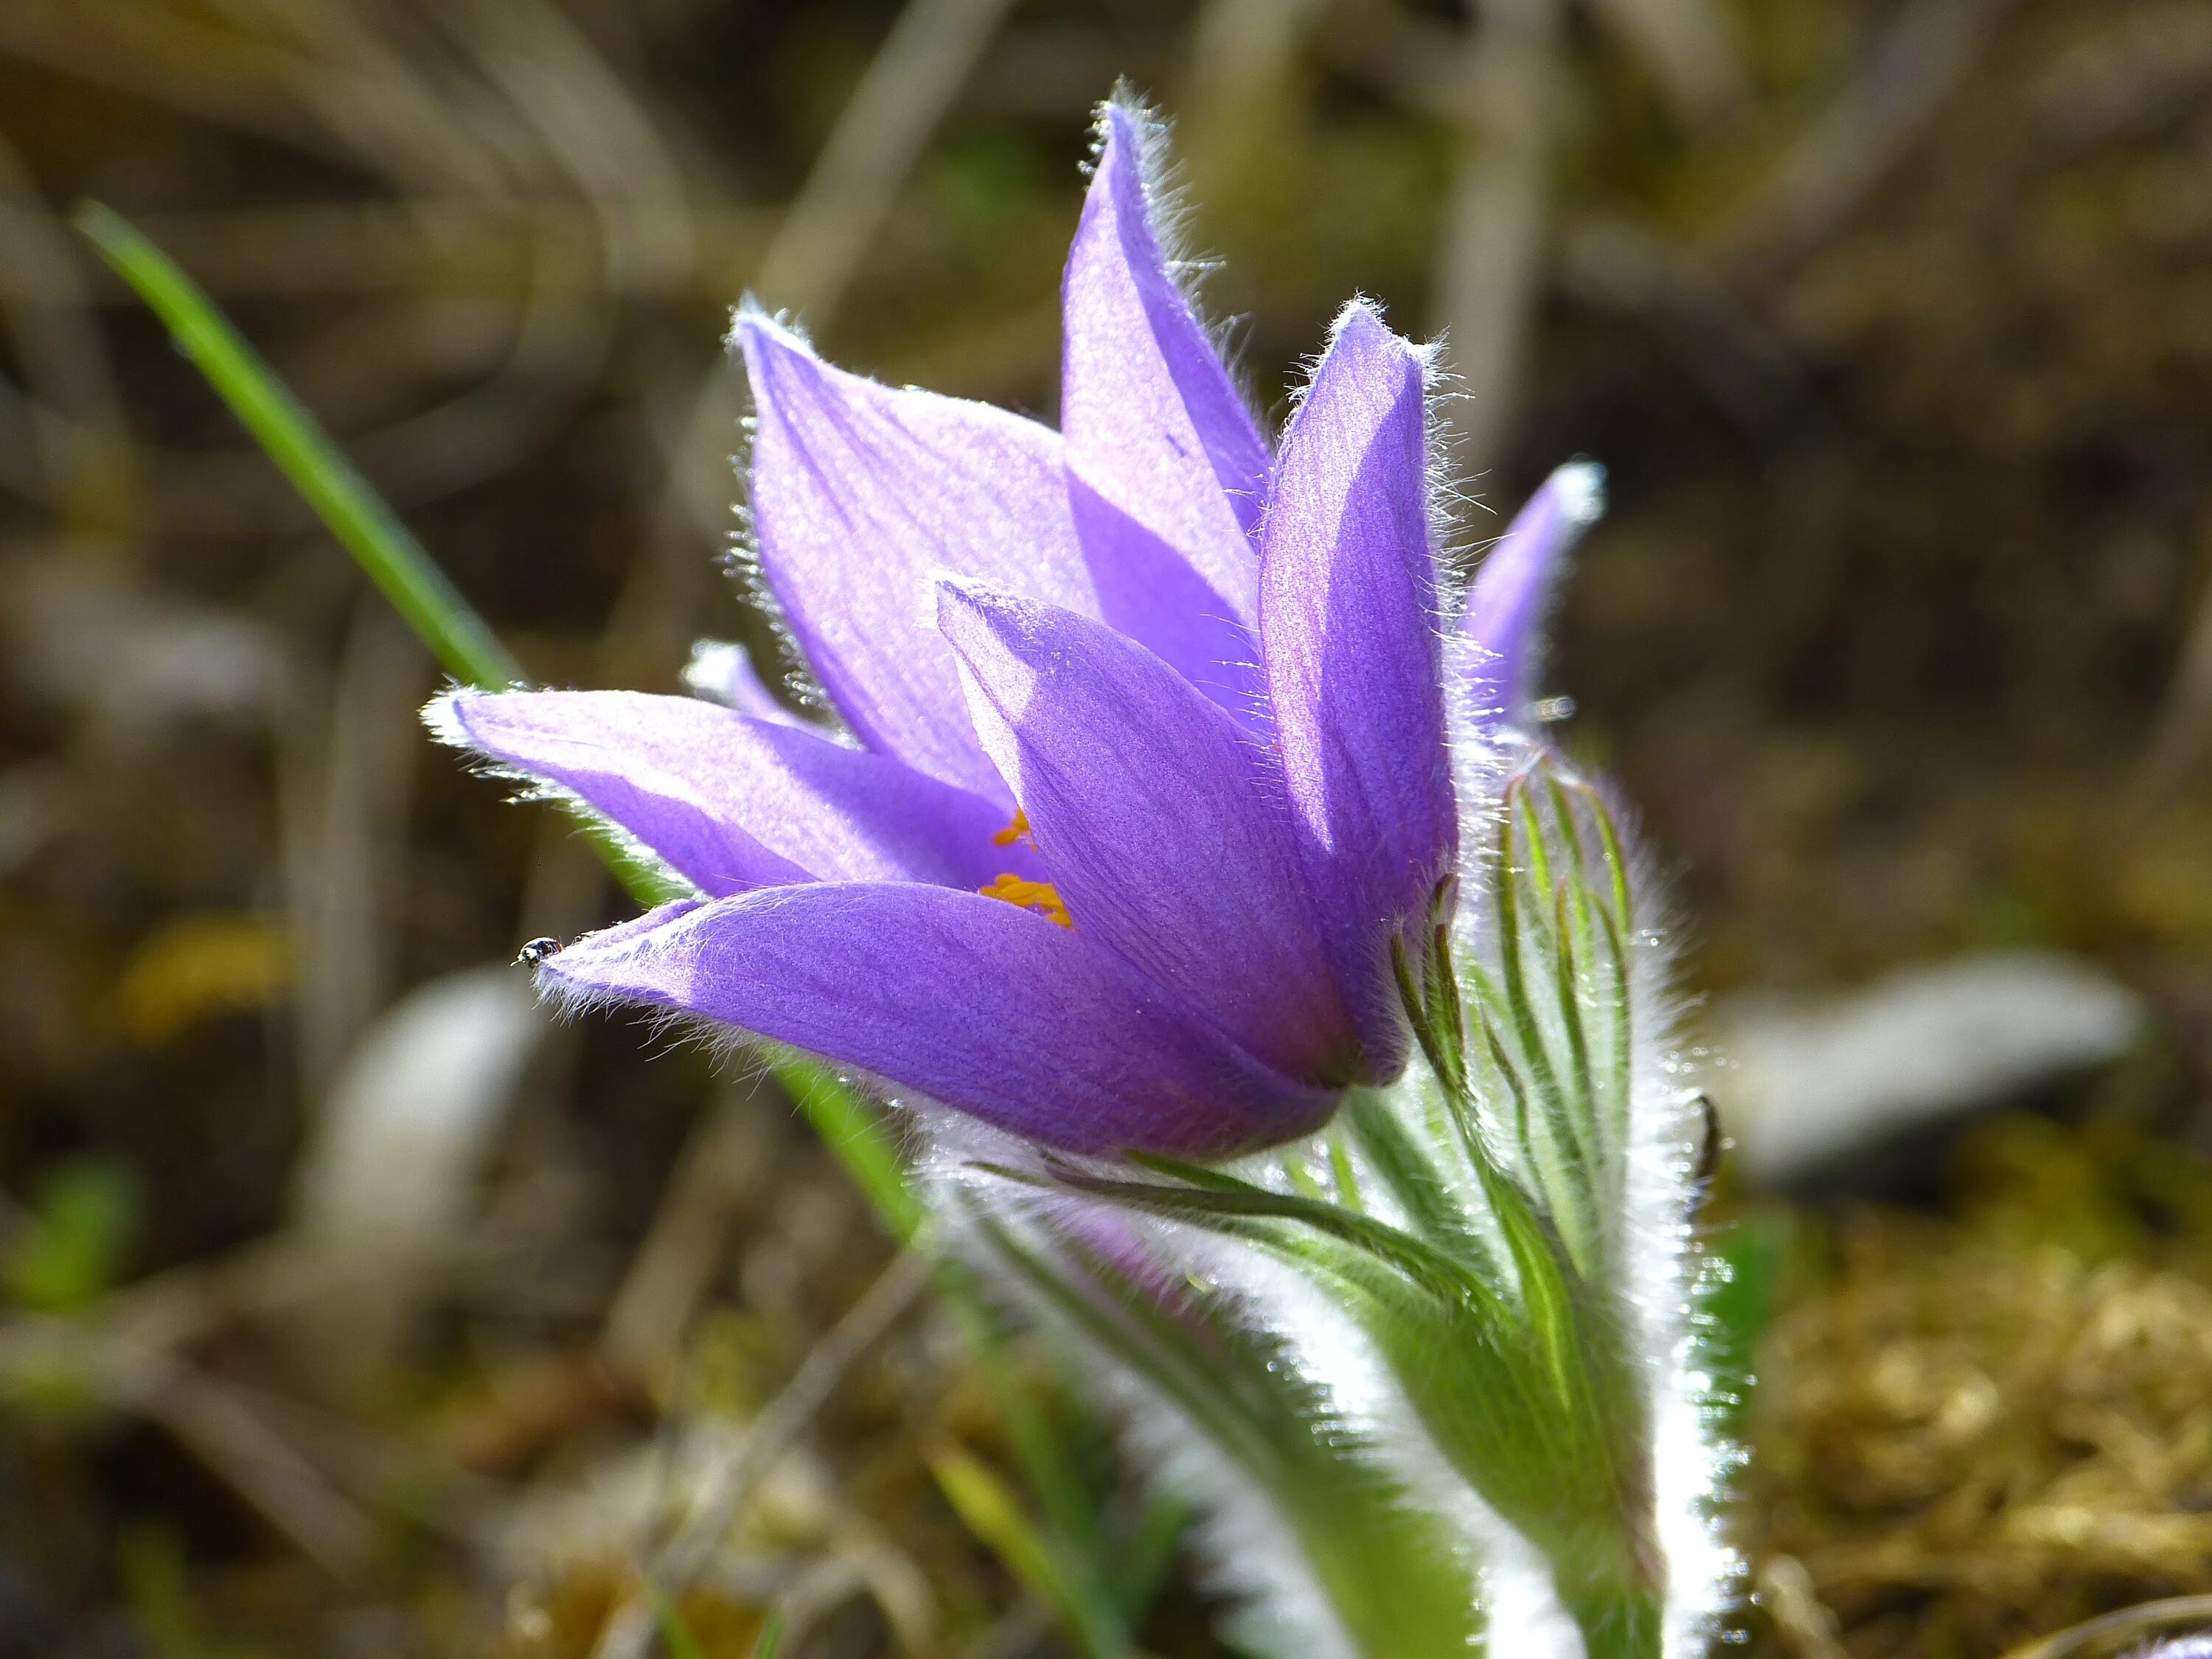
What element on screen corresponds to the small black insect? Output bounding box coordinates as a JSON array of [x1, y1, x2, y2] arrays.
[[1690, 1092, 1723, 1187], [1685, 1091, 1726, 1220], [514, 937, 561, 967]]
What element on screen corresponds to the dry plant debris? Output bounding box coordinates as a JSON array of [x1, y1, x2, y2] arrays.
[[1740, 1117, 2212, 1659]]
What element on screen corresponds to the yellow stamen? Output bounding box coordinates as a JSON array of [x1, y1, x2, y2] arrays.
[[978, 872, 1072, 928], [992, 809, 1034, 849]]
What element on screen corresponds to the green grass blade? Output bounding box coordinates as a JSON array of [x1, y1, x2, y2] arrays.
[[929, 1447, 1095, 1638], [644, 1580, 708, 1659], [933, 1267, 1138, 1657], [74, 201, 526, 692]]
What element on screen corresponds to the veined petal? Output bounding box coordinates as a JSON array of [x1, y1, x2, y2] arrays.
[[1456, 461, 1605, 731], [1257, 303, 1454, 1074], [737, 313, 1096, 797], [540, 886, 1339, 1156], [435, 689, 1025, 895], [938, 580, 1360, 1085], [1064, 102, 1269, 555], [1067, 484, 1266, 727], [1061, 102, 1269, 700]]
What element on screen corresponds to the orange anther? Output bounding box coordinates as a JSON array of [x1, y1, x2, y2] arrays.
[[978, 872, 1072, 928]]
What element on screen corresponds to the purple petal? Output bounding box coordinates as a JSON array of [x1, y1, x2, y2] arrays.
[[1456, 462, 1604, 731], [437, 689, 1026, 895], [938, 580, 1361, 1085], [1257, 304, 1454, 1074], [737, 314, 1096, 797], [1060, 102, 1270, 699], [1068, 484, 1267, 727], [541, 886, 1339, 1156]]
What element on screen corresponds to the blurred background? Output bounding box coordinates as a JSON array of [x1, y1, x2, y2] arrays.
[[4, 0, 2212, 1655]]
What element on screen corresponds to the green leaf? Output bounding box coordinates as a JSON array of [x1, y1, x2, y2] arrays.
[[751, 1609, 787, 1659], [1495, 804, 1595, 1235], [1060, 1159, 1506, 1321], [1552, 776, 1638, 1180], [1340, 1093, 1500, 1281], [1550, 883, 1599, 1161], [1571, 776, 1636, 942], [1013, 1170, 1600, 1553]]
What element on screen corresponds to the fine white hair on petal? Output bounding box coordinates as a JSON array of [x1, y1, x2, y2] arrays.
[[534, 981, 937, 1177], [724, 293, 810, 355], [1413, 327, 1489, 571], [1096, 83, 1262, 408], [418, 685, 696, 904], [1271, 295, 1458, 650], [524, 975, 761, 1092], [720, 302, 846, 732], [419, 682, 473, 752], [1413, 325, 1467, 640], [1277, 293, 1400, 426]]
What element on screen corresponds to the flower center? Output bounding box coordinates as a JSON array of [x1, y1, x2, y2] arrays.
[[978, 872, 1071, 928], [978, 810, 1069, 925]]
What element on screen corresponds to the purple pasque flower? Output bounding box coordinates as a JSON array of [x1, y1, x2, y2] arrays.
[[432, 101, 1562, 1159]]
